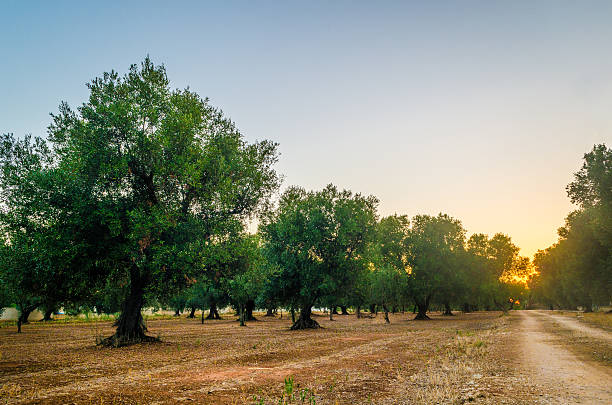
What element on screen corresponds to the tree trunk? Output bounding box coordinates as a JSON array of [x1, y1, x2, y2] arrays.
[[329, 308, 334, 321], [369, 304, 376, 314], [414, 296, 431, 320], [18, 305, 37, 325], [187, 307, 196, 318], [245, 300, 256, 321], [383, 305, 390, 324], [265, 307, 275, 317], [463, 303, 471, 313], [443, 302, 454, 316], [207, 302, 221, 320], [493, 298, 508, 313], [331, 306, 338, 315], [239, 305, 246, 327], [356, 306, 361, 319], [291, 305, 320, 330], [174, 308, 181, 317], [340, 306, 349, 315], [17, 303, 38, 331], [98, 274, 157, 347], [43, 308, 54, 321], [412, 305, 417, 314], [201, 309, 204, 324], [290, 308, 295, 323]]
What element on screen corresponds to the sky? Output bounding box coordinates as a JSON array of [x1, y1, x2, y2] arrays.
[[1, 1, 611, 258]]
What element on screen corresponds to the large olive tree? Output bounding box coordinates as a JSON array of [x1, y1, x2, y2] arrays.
[[1, 58, 280, 345]]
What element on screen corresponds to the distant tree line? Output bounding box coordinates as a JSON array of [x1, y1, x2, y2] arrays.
[[530, 144, 612, 311]]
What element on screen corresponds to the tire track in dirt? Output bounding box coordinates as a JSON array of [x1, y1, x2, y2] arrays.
[[519, 311, 612, 404]]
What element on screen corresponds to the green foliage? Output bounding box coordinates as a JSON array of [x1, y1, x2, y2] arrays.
[[186, 281, 225, 314], [1, 57, 280, 341], [0, 133, 95, 319], [368, 215, 411, 317], [261, 184, 378, 327], [466, 232, 527, 311], [168, 291, 189, 315], [405, 213, 466, 315], [532, 144, 612, 310]]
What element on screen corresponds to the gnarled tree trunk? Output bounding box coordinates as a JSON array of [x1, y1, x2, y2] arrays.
[[265, 307, 275, 317], [383, 305, 390, 323], [340, 306, 349, 315], [356, 306, 361, 319], [207, 302, 221, 319], [18, 305, 36, 325], [98, 273, 157, 347], [17, 303, 38, 333], [291, 305, 320, 330], [187, 307, 196, 318], [245, 300, 256, 321], [443, 302, 454, 316], [414, 296, 431, 320]]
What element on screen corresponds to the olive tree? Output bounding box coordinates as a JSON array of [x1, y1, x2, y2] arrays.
[[261, 184, 378, 329], [2, 58, 280, 345]]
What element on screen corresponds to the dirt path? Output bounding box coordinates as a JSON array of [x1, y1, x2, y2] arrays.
[[519, 311, 612, 404]]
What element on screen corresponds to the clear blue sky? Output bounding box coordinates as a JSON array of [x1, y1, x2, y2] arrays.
[[1, 1, 611, 256]]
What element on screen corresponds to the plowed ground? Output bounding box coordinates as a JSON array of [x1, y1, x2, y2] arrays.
[[1, 310, 609, 404]]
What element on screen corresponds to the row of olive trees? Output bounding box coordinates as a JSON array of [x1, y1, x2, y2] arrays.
[[0, 57, 528, 344], [530, 144, 612, 311], [256, 185, 528, 328]]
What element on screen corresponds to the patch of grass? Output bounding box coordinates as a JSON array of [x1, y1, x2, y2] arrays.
[[583, 312, 612, 330], [557, 310, 612, 330], [455, 329, 474, 337], [252, 377, 318, 405], [473, 339, 485, 348]]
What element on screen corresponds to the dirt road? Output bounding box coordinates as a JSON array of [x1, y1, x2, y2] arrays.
[[519, 310, 612, 404]]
